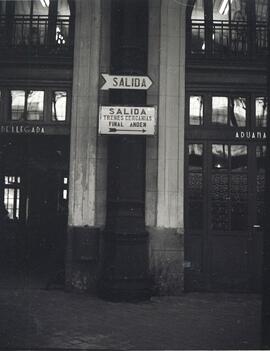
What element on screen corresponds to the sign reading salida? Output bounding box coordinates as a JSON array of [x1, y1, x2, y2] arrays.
[[101, 74, 152, 91], [99, 106, 156, 135]]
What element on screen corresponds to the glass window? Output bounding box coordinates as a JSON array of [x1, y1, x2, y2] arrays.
[[256, 0, 268, 22], [27, 91, 44, 120], [187, 143, 204, 230], [212, 144, 229, 169], [229, 97, 246, 127], [256, 145, 267, 172], [58, 0, 71, 16], [213, 0, 229, 21], [213, 0, 247, 20], [11, 90, 26, 120], [188, 144, 203, 170], [52, 91, 67, 121], [256, 145, 266, 226], [15, 0, 49, 15], [56, 0, 71, 45], [10, 90, 44, 121], [33, 1, 50, 15], [212, 97, 228, 125], [256, 97, 267, 127], [4, 176, 21, 220], [191, 0, 205, 53], [189, 96, 203, 125], [231, 145, 248, 171]]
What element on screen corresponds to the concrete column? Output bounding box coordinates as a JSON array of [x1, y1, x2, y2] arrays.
[[65, 0, 102, 292], [68, 0, 101, 226], [146, 0, 187, 294], [156, 0, 186, 229]]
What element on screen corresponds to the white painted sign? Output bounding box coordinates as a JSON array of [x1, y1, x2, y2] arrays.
[[101, 74, 153, 90], [99, 106, 156, 135]]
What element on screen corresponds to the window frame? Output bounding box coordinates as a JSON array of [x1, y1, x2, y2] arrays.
[[0, 87, 71, 125]]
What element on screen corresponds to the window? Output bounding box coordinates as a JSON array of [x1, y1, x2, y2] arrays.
[[190, 0, 205, 53], [63, 176, 68, 200], [52, 91, 67, 121], [212, 97, 228, 125], [4, 176, 21, 220], [256, 145, 266, 226], [212, 96, 246, 126], [212, 144, 229, 169], [256, 97, 267, 127], [0, 0, 74, 50], [57, 176, 68, 214], [211, 144, 248, 231], [189, 96, 203, 125], [188, 0, 268, 56], [10, 90, 44, 121], [187, 144, 204, 230]]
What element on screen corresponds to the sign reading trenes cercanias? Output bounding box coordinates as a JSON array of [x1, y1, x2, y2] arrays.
[[99, 106, 156, 135]]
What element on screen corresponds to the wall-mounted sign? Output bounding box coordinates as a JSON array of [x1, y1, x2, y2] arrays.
[[99, 106, 156, 135], [235, 131, 267, 140], [0, 124, 70, 135], [0, 125, 45, 134], [100, 74, 153, 90]]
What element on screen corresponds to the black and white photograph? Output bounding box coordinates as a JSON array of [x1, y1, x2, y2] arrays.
[[0, 0, 269, 349]]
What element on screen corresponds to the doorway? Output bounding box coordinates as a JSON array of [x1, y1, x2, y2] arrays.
[[0, 135, 69, 288], [184, 94, 266, 292]]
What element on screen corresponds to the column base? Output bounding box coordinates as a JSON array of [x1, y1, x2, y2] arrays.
[[98, 230, 153, 301]]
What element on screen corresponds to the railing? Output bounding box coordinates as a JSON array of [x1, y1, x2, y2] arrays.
[[190, 19, 267, 57], [213, 20, 248, 55], [0, 15, 73, 55]]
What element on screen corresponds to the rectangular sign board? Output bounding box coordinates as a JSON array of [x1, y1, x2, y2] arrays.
[[101, 74, 152, 90], [98, 106, 156, 135]]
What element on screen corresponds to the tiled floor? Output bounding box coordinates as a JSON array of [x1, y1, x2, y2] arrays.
[[0, 288, 261, 350]]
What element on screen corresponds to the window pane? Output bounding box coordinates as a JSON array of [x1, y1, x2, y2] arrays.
[[11, 90, 25, 120], [191, 0, 205, 53], [256, 0, 268, 22], [52, 91, 67, 121], [58, 0, 71, 16], [27, 91, 44, 121], [230, 98, 246, 127], [213, 0, 229, 20], [256, 145, 266, 172], [256, 97, 267, 127], [212, 97, 228, 125], [231, 0, 247, 21], [189, 96, 203, 125], [212, 144, 229, 169], [14, 1, 31, 15], [188, 144, 203, 171], [256, 145, 266, 226], [33, 0, 50, 15], [231, 145, 247, 171]]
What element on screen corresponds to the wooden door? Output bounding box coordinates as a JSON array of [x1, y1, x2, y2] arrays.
[[184, 94, 266, 292]]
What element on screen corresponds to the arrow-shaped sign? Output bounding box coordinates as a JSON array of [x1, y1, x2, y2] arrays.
[[109, 128, 146, 133], [101, 74, 152, 91]]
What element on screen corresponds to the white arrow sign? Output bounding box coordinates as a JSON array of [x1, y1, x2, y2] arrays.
[[101, 74, 153, 90]]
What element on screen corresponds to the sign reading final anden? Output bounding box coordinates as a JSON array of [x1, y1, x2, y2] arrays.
[[99, 106, 156, 135]]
